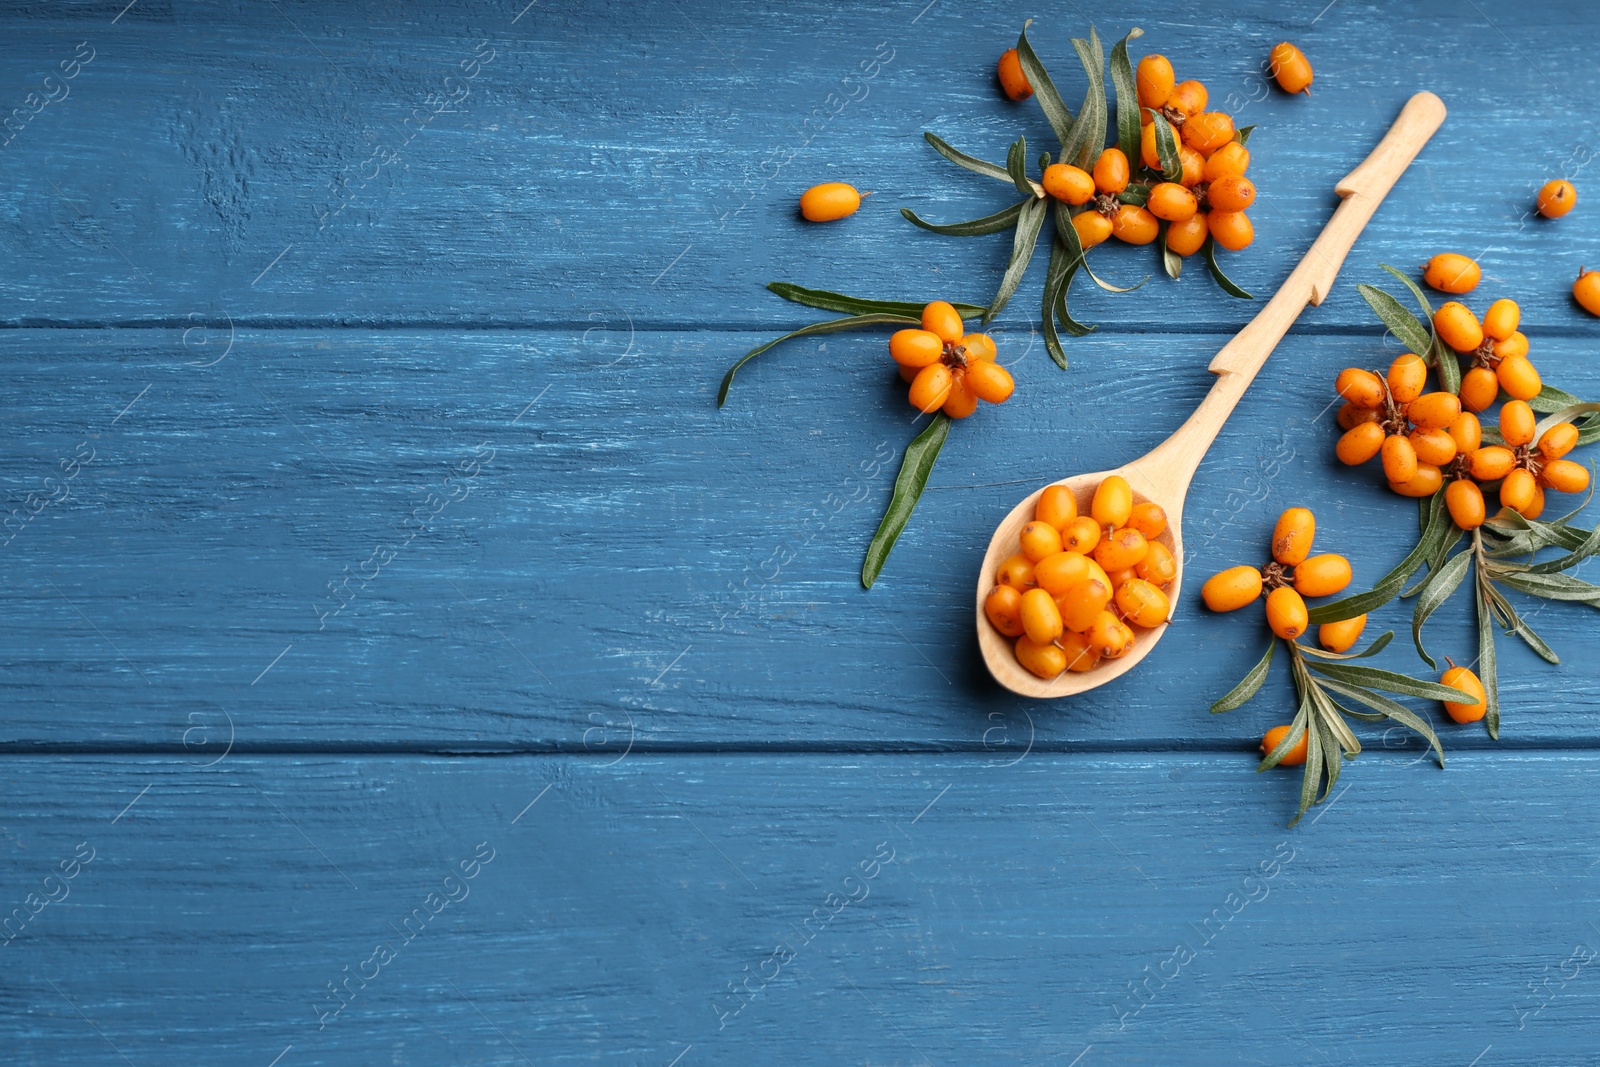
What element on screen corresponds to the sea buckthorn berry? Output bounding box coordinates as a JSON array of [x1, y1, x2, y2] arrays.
[[942, 376, 978, 419], [1112, 204, 1160, 245], [908, 363, 953, 413], [1261, 725, 1308, 767], [1036, 485, 1079, 530], [1178, 145, 1206, 188], [984, 585, 1026, 637], [1575, 268, 1600, 316], [1387, 353, 1428, 404], [997, 553, 1036, 592], [1482, 298, 1521, 342], [1136, 54, 1175, 109], [960, 333, 997, 361], [1208, 211, 1254, 251], [1468, 446, 1517, 481], [1042, 163, 1096, 206], [1117, 579, 1171, 629], [1166, 213, 1209, 257], [1092, 476, 1134, 529], [1294, 554, 1352, 598], [1493, 331, 1529, 360], [1390, 463, 1443, 498], [1334, 367, 1385, 407], [1019, 587, 1065, 644], [1127, 502, 1168, 541], [799, 183, 862, 222], [1407, 391, 1462, 432], [1202, 565, 1263, 612], [1422, 254, 1480, 294], [1147, 182, 1198, 223], [1318, 614, 1368, 654], [1336, 422, 1386, 465], [1271, 507, 1316, 567], [889, 329, 942, 367], [1105, 566, 1138, 590], [1409, 428, 1458, 467], [1014, 635, 1066, 679], [1168, 79, 1208, 118], [1496, 355, 1542, 401], [1092, 148, 1130, 194], [1035, 550, 1092, 596], [1019, 520, 1065, 563], [1537, 179, 1577, 219], [1136, 541, 1178, 586], [1446, 479, 1487, 530], [1203, 142, 1250, 183], [1095, 527, 1149, 571], [1337, 403, 1381, 431], [997, 48, 1033, 101], [1538, 422, 1579, 460], [1265, 586, 1309, 640], [1540, 459, 1591, 494], [1458, 367, 1500, 413], [1058, 629, 1098, 672], [1208, 176, 1256, 213], [1499, 400, 1536, 447], [1062, 516, 1103, 554], [965, 360, 1015, 404], [1381, 434, 1419, 484], [898, 364, 918, 384], [1523, 484, 1547, 520], [1087, 609, 1130, 658], [1182, 112, 1236, 154], [1072, 210, 1114, 250], [1268, 42, 1313, 94], [1434, 301, 1484, 352], [921, 300, 964, 343], [1448, 412, 1483, 454], [1440, 663, 1487, 723], [1499, 468, 1537, 514], [1059, 578, 1113, 633]]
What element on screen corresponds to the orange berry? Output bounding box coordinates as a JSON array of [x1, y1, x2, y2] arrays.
[[1407, 391, 1462, 432], [1058, 578, 1113, 633], [921, 300, 964, 343], [1087, 609, 1132, 658], [1499, 400, 1537, 447], [1540, 459, 1591, 494], [1062, 515, 1103, 554], [1409, 428, 1458, 467], [898, 364, 918, 384], [1482, 298, 1521, 342], [1499, 468, 1537, 514], [1390, 463, 1443, 498], [1035, 550, 1092, 596], [1468, 446, 1517, 481], [965, 359, 1015, 404], [1538, 422, 1579, 460], [1208, 175, 1256, 213], [1203, 142, 1250, 182], [1042, 163, 1096, 205], [1387, 353, 1428, 404], [1447, 412, 1483, 455], [1147, 182, 1198, 223], [799, 183, 862, 222], [1178, 145, 1206, 188], [1035, 485, 1079, 530], [1181, 112, 1235, 154], [1136, 54, 1175, 109], [1019, 587, 1065, 644], [1318, 614, 1368, 654], [1140, 119, 1167, 172], [889, 328, 942, 368], [1494, 331, 1529, 360], [984, 584, 1026, 637], [941, 374, 978, 419], [1522, 484, 1547, 520], [1381, 433, 1419, 483], [1271, 507, 1316, 567], [960, 333, 996, 361], [1127, 502, 1168, 541], [1072, 210, 1114, 250], [1261, 724, 1308, 766], [1446, 479, 1487, 530], [1136, 542, 1178, 586], [996, 553, 1036, 592], [1116, 578, 1171, 629], [1112, 204, 1160, 245], [1537, 179, 1576, 219], [1496, 355, 1541, 401], [1294, 554, 1352, 598], [1268, 42, 1313, 94], [1092, 148, 1130, 194], [1014, 635, 1066, 679], [1208, 210, 1253, 251], [1334, 367, 1385, 407], [1091, 476, 1134, 528], [1575, 267, 1600, 316], [1266, 586, 1309, 640], [997, 48, 1033, 101], [1168, 80, 1208, 118], [908, 363, 952, 413], [1094, 527, 1149, 572], [1019, 519, 1065, 563], [1201, 566, 1263, 612], [1165, 213, 1209, 257], [1337, 403, 1381, 431], [1335, 422, 1386, 465], [1441, 663, 1487, 723], [1422, 254, 1481, 295], [1458, 366, 1500, 413], [1434, 301, 1484, 352], [1059, 629, 1099, 672]]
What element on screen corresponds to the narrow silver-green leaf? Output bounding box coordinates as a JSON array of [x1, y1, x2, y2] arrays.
[[1316, 677, 1445, 768], [922, 131, 1012, 183], [719, 313, 915, 408], [900, 201, 1028, 237], [1210, 638, 1275, 713], [1402, 522, 1463, 598], [1015, 21, 1075, 149], [1158, 221, 1181, 280], [1499, 520, 1600, 574], [1289, 704, 1324, 828], [1476, 578, 1500, 739], [1308, 492, 1448, 624], [1108, 27, 1144, 165], [1297, 630, 1394, 660], [1203, 235, 1253, 299], [1533, 400, 1600, 437], [1006, 136, 1036, 198], [1357, 282, 1431, 356], [1411, 547, 1472, 668], [1236, 124, 1255, 145], [1484, 582, 1560, 664], [1257, 700, 1309, 772], [1306, 661, 1480, 705], [1116, 186, 1149, 206], [766, 283, 986, 319], [1061, 28, 1107, 170], [863, 414, 950, 588], [985, 196, 1049, 323], [1150, 112, 1183, 182], [1530, 387, 1588, 415], [1493, 569, 1600, 605]]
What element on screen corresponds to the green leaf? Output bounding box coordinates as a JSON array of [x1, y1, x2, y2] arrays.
[[1498, 520, 1600, 574], [1016, 21, 1076, 149], [1158, 221, 1181, 280], [1493, 569, 1600, 605], [1289, 704, 1323, 828], [862, 414, 950, 588], [1236, 124, 1255, 145], [1310, 682, 1362, 755], [1210, 638, 1275, 713], [1054, 259, 1093, 336], [1258, 699, 1309, 772], [1531, 386, 1588, 414], [1297, 630, 1395, 660], [985, 197, 1049, 323], [1116, 187, 1149, 206], [1484, 581, 1560, 664], [1306, 661, 1480, 705], [922, 131, 1012, 183], [1402, 522, 1463, 598], [1314, 677, 1445, 768], [719, 313, 914, 408], [1053, 207, 1146, 294], [1356, 282, 1431, 356], [1060, 28, 1107, 170], [1482, 510, 1589, 557], [1411, 547, 1472, 668], [1108, 27, 1144, 165], [1005, 136, 1036, 198], [1149, 112, 1183, 182], [1039, 150, 1052, 171], [1203, 236, 1253, 299], [765, 283, 986, 319], [1533, 400, 1600, 438], [1315, 717, 1345, 799], [1308, 492, 1449, 623], [1379, 263, 1436, 322], [900, 201, 1028, 237], [1476, 578, 1500, 739]]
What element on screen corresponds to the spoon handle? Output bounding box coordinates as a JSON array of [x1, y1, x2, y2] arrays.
[[1137, 91, 1446, 501]]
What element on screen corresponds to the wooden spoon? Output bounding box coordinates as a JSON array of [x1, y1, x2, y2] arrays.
[[978, 91, 1448, 698]]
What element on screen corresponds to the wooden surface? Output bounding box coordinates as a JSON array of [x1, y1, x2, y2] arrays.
[[5, 1, 1600, 1063]]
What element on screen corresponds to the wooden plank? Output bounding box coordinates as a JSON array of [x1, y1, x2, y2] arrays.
[[2, 752, 1597, 1064], [2, 328, 1597, 750], [0, 1, 1596, 329]]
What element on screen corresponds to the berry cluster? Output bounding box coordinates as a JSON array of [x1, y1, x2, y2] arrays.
[[889, 301, 1015, 417], [1201, 508, 1356, 643]]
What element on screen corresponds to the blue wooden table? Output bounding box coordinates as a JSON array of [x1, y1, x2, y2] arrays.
[[5, 1, 1600, 1063]]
